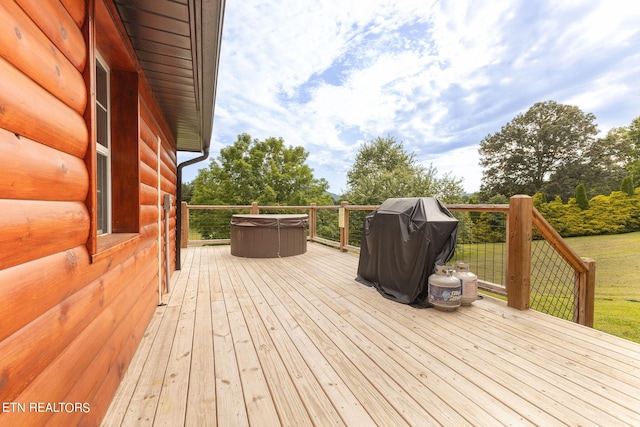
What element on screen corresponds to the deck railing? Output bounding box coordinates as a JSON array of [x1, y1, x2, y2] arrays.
[[180, 195, 595, 326]]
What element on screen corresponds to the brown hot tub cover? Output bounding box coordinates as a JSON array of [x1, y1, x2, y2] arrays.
[[356, 198, 458, 305], [230, 214, 308, 258]]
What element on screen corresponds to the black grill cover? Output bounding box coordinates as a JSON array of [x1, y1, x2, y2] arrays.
[[356, 198, 458, 304]]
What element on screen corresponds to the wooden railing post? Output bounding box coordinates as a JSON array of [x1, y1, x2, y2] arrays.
[[575, 258, 596, 327], [506, 195, 532, 310], [180, 202, 189, 248], [309, 202, 317, 241], [250, 201, 259, 214], [339, 201, 349, 252]]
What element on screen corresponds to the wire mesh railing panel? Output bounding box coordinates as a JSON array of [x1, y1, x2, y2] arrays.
[[189, 208, 250, 241], [182, 202, 588, 324], [315, 208, 340, 242], [530, 230, 577, 321], [449, 211, 507, 289], [259, 208, 308, 215], [347, 209, 375, 247]]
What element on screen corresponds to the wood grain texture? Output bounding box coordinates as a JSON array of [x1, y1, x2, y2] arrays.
[[140, 204, 159, 227], [75, 283, 158, 427], [59, 250, 158, 427], [60, 0, 86, 28], [0, 237, 154, 343], [0, 56, 88, 158], [139, 134, 158, 170], [0, 246, 90, 342], [7, 258, 156, 427], [0, 128, 88, 201], [506, 195, 532, 310], [0, 200, 90, 270], [139, 161, 157, 188], [0, 1, 86, 114], [94, 0, 134, 71], [0, 267, 108, 403], [0, 2, 181, 426], [160, 174, 177, 195], [140, 222, 160, 240], [111, 70, 140, 233], [140, 117, 159, 153], [140, 182, 158, 207], [160, 139, 177, 170], [104, 244, 640, 427], [0, 239, 158, 404], [82, 0, 97, 257], [15, 0, 86, 71]]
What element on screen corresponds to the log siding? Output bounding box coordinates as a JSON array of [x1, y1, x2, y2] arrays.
[[0, 0, 177, 425]]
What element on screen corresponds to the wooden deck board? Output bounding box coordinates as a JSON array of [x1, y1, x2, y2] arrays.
[[102, 243, 640, 426], [184, 247, 216, 427]]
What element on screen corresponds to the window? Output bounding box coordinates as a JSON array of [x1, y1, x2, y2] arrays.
[[95, 56, 111, 235], [89, 51, 140, 260], [86, 11, 142, 261]]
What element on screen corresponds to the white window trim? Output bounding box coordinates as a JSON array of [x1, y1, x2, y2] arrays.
[[96, 52, 112, 235]]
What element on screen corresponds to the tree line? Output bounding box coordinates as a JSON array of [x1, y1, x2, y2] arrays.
[[185, 100, 639, 239], [479, 100, 640, 202]]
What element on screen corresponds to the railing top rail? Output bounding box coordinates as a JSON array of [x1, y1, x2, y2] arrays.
[[254, 206, 312, 210], [187, 204, 316, 210], [447, 204, 509, 213], [345, 205, 379, 210], [187, 205, 254, 210], [186, 203, 511, 212]]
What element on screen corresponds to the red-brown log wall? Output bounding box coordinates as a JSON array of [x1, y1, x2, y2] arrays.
[[0, 0, 177, 424]]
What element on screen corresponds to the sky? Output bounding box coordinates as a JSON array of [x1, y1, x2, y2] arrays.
[[179, 0, 640, 195]]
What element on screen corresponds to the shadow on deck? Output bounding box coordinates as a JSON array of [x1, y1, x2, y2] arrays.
[[102, 243, 640, 426]]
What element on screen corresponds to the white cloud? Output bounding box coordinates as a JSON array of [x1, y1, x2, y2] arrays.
[[181, 0, 640, 196]]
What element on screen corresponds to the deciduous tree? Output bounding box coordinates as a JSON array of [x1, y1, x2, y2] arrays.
[[190, 133, 333, 238], [479, 101, 598, 198], [343, 136, 464, 204], [192, 133, 331, 205]]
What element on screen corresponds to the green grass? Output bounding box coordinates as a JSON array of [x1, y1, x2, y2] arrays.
[[457, 233, 640, 343], [563, 232, 640, 343]]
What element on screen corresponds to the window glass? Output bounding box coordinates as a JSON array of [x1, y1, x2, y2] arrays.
[[96, 60, 108, 149], [96, 55, 110, 235], [97, 153, 108, 234]]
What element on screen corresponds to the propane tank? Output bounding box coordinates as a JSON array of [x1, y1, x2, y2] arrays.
[[454, 261, 478, 305], [428, 264, 461, 311]]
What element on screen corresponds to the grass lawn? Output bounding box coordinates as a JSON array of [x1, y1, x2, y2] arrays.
[[453, 233, 640, 343], [563, 232, 640, 343]]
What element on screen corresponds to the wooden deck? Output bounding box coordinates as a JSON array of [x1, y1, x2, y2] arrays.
[[102, 243, 640, 426]]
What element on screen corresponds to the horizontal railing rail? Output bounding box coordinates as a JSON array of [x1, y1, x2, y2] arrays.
[[181, 195, 595, 326]]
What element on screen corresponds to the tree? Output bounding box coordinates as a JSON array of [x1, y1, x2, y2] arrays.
[[621, 176, 634, 197], [619, 116, 640, 185], [181, 181, 194, 203], [575, 183, 589, 210], [479, 101, 598, 199], [628, 116, 640, 153], [342, 136, 464, 204], [192, 133, 331, 205], [581, 125, 634, 197], [190, 133, 333, 238]]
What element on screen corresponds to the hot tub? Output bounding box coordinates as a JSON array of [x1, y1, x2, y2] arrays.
[[230, 214, 308, 258]]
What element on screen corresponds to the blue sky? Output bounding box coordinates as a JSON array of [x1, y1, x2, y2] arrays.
[[180, 0, 640, 194]]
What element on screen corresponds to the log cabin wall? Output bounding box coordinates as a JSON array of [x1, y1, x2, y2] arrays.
[[0, 0, 177, 425]]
